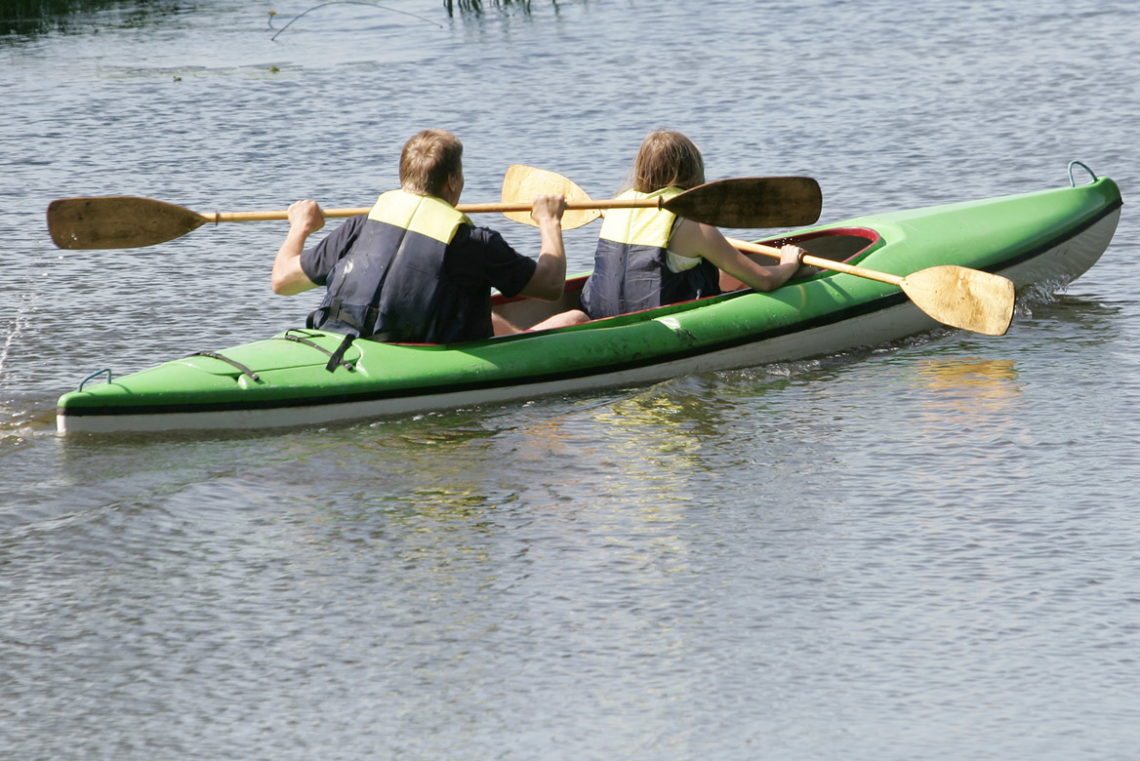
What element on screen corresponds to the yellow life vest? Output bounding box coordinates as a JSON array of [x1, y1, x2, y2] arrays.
[[581, 187, 720, 318], [367, 189, 471, 242], [312, 189, 471, 341], [596, 187, 683, 248]]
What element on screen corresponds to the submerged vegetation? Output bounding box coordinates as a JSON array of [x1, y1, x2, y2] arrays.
[[1, 0, 557, 37], [0, 0, 184, 36]]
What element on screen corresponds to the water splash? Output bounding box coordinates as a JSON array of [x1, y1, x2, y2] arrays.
[[0, 294, 30, 382]]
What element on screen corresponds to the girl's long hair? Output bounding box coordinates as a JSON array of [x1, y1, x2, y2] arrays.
[[630, 130, 706, 191]]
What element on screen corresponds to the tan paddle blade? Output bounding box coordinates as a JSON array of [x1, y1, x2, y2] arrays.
[[665, 176, 822, 228], [899, 265, 1015, 336], [48, 196, 208, 249], [500, 164, 601, 230]]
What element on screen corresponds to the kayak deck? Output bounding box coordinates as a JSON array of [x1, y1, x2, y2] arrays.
[[493, 226, 882, 331]]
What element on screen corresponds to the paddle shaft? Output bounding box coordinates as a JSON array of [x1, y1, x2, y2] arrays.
[[725, 236, 903, 287], [48, 176, 820, 249], [205, 198, 686, 224], [208, 174, 821, 224]]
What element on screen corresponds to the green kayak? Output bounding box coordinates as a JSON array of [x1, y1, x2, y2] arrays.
[[56, 170, 1122, 435]]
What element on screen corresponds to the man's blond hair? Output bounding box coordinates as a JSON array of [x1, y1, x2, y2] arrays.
[[399, 129, 463, 197]]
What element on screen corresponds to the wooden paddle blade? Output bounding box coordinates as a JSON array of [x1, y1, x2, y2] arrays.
[[500, 164, 601, 230], [47, 196, 208, 249], [666, 177, 822, 228], [900, 265, 1016, 336]]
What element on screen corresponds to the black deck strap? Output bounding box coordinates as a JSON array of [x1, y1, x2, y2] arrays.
[[324, 334, 357, 374], [278, 330, 357, 373], [186, 351, 262, 383]]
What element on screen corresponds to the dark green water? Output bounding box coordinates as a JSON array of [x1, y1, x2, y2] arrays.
[[1, 0, 181, 35]]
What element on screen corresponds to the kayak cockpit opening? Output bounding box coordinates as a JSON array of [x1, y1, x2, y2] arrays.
[[785, 226, 882, 262], [719, 226, 881, 292], [490, 226, 883, 333]]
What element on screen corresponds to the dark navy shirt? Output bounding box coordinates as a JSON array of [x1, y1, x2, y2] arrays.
[[300, 215, 537, 342]]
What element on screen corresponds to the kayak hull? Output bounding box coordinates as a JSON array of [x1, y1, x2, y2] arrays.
[[56, 176, 1123, 435]]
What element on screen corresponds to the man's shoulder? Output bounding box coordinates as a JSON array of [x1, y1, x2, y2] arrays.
[[451, 224, 521, 257], [321, 213, 370, 242], [454, 223, 506, 246], [447, 223, 536, 296], [299, 214, 370, 284]]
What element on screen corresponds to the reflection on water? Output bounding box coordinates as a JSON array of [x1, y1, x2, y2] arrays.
[[911, 356, 1025, 447], [903, 356, 1032, 500], [601, 389, 729, 448], [588, 387, 730, 490], [914, 357, 1021, 414]]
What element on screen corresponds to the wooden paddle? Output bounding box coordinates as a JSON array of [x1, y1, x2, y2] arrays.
[[501, 165, 1016, 337], [726, 237, 1015, 336], [46, 175, 821, 250], [499, 164, 821, 231]]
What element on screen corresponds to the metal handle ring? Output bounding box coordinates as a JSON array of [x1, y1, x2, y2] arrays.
[[77, 368, 113, 392], [1067, 161, 1097, 186]]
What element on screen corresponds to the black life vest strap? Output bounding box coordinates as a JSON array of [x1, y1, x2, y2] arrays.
[[324, 333, 357, 374], [279, 330, 356, 373], [305, 307, 324, 330], [309, 299, 382, 338]]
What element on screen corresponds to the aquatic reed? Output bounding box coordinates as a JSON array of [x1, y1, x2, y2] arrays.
[[443, 0, 537, 17], [2, 0, 551, 38], [1, 0, 180, 36]]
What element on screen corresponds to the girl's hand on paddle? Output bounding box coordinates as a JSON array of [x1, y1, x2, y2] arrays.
[[779, 244, 817, 277], [779, 244, 805, 267], [287, 200, 325, 235], [530, 194, 566, 225]]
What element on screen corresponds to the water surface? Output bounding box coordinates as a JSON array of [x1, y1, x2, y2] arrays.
[[3, 1, 1140, 759]]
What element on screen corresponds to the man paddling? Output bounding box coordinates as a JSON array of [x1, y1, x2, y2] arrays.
[[271, 129, 578, 342]]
